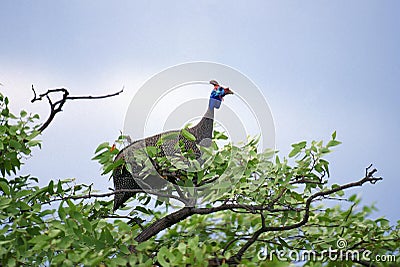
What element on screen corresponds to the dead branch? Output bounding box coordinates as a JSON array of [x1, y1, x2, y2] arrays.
[[31, 86, 123, 132]]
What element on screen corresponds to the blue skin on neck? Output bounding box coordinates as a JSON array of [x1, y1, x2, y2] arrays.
[[209, 87, 225, 110]]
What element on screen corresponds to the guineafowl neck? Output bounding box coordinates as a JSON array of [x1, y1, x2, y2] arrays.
[[203, 106, 215, 121], [190, 107, 214, 144]]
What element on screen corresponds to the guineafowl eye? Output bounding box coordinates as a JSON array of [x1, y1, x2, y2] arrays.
[[112, 81, 234, 211]]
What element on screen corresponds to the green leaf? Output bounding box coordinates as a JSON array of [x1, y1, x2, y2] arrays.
[[20, 110, 27, 117], [18, 201, 31, 211], [177, 242, 186, 254], [120, 245, 130, 255], [101, 158, 123, 175], [289, 147, 300, 158], [58, 205, 66, 220], [135, 206, 152, 215], [157, 247, 175, 267], [27, 131, 40, 141], [0, 198, 12, 209], [48, 229, 62, 238], [337, 190, 344, 197], [331, 184, 340, 189], [57, 180, 63, 194], [327, 140, 341, 148], [188, 235, 199, 249], [278, 236, 289, 248], [103, 228, 114, 244], [348, 194, 358, 202], [1, 108, 9, 117], [48, 180, 54, 194], [0, 181, 10, 195], [159, 132, 179, 144], [113, 257, 128, 266], [40, 209, 55, 217], [95, 142, 110, 153], [292, 141, 307, 149], [320, 147, 331, 154], [146, 146, 157, 157], [9, 139, 22, 149], [332, 131, 337, 140], [181, 129, 196, 141], [375, 218, 389, 228], [214, 130, 229, 140], [27, 140, 41, 147]]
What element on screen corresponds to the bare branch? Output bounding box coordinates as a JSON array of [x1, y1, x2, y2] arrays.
[[30, 86, 123, 132], [66, 87, 124, 100]]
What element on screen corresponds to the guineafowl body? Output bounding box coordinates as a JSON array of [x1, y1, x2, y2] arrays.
[[112, 82, 233, 211]]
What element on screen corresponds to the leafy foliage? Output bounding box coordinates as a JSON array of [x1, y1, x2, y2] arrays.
[[91, 135, 125, 175], [0, 93, 41, 176], [0, 92, 399, 266]]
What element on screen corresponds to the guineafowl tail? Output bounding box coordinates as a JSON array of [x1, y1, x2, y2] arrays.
[[112, 164, 142, 211]]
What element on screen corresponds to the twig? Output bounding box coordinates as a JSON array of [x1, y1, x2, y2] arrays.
[[42, 188, 187, 206], [66, 87, 124, 100], [290, 178, 324, 185], [222, 237, 242, 256], [340, 202, 357, 236], [31, 86, 123, 132], [198, 175, 220, 186], [267, 187, 287, 210], [104, 215, 145, 230]]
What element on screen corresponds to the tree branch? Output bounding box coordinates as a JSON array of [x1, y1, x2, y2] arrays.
[[42, 188, 187, 206], [36, 164, 382, 266], [132, 165, 381, 244], [31, 86, 123, 132], [66, 87, 124, 100], [226, 165, 382, 264], [267, 187, 287, 210]]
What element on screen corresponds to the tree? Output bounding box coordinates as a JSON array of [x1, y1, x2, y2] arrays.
[[0, 89, 398, 266]]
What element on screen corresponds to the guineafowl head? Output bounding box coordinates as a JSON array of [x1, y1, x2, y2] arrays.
[[208, 80, 234, 110]]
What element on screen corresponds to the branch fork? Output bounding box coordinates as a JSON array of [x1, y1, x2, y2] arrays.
[[31, 86, 123, 132]]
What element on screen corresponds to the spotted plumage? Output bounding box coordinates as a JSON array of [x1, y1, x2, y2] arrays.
[[112, 81, 233, 210]]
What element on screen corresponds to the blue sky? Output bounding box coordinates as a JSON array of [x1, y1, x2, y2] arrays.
[[1, 1, 399, 223]]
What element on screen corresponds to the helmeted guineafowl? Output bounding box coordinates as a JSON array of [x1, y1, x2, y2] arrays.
[[112, 80, 234, 210]]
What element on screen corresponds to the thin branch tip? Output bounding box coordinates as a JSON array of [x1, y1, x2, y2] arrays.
[[365, 164, 374, 176], [31, 85, 37, 103], [28, 86, 123, 132]]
